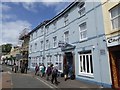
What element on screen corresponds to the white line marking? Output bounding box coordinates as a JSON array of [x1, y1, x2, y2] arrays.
[[36, 77, 57, 88]]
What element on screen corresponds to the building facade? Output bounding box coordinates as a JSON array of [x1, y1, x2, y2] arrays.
[[19, 32, 30, 68], [102, 0, 120, 88], [29, 21, 50, 68], [28, 0, 113, 87]]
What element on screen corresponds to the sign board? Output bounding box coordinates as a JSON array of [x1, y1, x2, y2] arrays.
[[107, 35, 120, 47]]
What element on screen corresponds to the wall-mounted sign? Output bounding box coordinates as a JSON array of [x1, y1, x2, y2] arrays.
[[100, 49, 106, 55], [107, 35, 120, 47]]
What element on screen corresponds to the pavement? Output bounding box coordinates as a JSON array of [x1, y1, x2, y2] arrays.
[[27, 68, 101, 88], [1, 65, 103, 89]]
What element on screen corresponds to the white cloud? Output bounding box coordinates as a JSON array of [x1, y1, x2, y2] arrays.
[[1, 3, 11, 12], [1, 20, 31, 45], [2, 14, 17, 21], [21, 2, 38, 12]]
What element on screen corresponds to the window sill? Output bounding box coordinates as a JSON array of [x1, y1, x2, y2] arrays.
[[78, 73, 94, 79], [79, 38, 88, 42], [110, 28, 120, 34]]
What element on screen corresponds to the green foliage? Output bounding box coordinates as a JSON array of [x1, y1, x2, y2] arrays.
[[1, 44, 12, 54]]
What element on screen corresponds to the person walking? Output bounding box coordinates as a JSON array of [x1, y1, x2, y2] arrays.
[[51, 65, 58, 85], [24, 61, 28, 74], [39, 64, 43, 77], [46, 65, 52, 81], [35, 63, 39, 75], [41, 64, 46, 77], [21, 61, 25, 73], [12, 62, 17, 73]]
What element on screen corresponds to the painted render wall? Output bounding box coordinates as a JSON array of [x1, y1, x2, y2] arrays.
[[28, 0, 112, 87]]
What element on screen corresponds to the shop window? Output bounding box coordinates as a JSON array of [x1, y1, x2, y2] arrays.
[[79, 50, 93, 76]]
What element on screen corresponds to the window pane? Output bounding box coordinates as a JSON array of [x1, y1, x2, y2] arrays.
[[111, 4, 120, 18], [86, 55, 89, 73], [80, 56, 82, 72], [83, 30, 87, 38], [80, 22, 86, 31], [90, 55, 93, 73], [112, 16, 120, 29], [83, 55, 86, 72]]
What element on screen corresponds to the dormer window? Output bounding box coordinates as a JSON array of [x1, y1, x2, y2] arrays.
[[53, 21, 57, 29], [46, 26, 49, 35], [78, 2, 86, 16], [64, 14, 69, 26]]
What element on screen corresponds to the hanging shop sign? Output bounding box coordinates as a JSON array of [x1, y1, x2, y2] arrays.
[[107, 35, 120, 47]]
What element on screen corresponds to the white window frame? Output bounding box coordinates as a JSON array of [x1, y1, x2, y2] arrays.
[[78, 1, 86, 17], [53, 21, 57, 30], [35, 30, 38, 38], [46, 40, 49, 49], [35, 43, 37, 50], [31, 34, 33, 40], [41, 27, 44, 35], [64, 14, 69, 26], [79, 22, 87, 41], [53, 36, 57, 48], [47, 55, 52, 67], [78, 51, 93, 77], [40, 41, 43, 50], [39, 56, 43, 65], [54, 54, 62, 71], [110, 4, 120, 30], [30, 45, 32, 52], [46, 26, 49, 35], [64, 31, 69, 43]]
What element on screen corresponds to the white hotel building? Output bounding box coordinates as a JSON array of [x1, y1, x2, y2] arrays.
[[28, 0, 112, 87]]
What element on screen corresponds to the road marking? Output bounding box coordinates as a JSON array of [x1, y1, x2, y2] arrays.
[[36, 77, 58, 89]]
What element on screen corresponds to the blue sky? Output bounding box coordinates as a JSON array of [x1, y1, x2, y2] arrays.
[[0, 1, 73, 45]]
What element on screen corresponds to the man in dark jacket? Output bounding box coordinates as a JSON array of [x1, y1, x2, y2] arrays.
[[24, 61, 28, 74], [51, 65, 58, 85]]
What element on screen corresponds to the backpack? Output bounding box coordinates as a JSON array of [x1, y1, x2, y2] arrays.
[[52, 68, 58, 75]]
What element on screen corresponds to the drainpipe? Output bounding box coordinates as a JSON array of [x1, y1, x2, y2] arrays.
[[93, 1, 103, 87], [43, 25, 46, 65]]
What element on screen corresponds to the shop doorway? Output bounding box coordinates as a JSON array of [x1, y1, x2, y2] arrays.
[[63, 52, 75, 77], [109, 45, 120, 88]]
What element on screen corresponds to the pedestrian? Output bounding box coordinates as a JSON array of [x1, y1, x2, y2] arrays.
[[51, 65, 58, 85], [21, 61, 26, 73], [12, 62, 16, 73], [46, 65, 52, 81], [16, 60, 19, 72], [64, 64, 69, 81], [41, 64, 46, 77], [24, 61, 28, 74], [35, 63, 39, 75], [39, 64, 43, 77]]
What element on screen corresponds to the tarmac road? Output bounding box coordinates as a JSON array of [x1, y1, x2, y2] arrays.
[[2, 65, 58, 89]]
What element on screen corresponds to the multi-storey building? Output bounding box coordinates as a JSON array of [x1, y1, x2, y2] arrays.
[[29, 20, 50, 68], [19, 31, 30, 67], [102, 0, 120, 88], [28, 0, 118, 87]]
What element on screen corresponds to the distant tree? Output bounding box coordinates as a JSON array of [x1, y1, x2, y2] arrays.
[[2, 44, 12, 54]]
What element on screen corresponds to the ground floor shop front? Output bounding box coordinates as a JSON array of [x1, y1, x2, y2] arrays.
[[109, 45, 120, 88]]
